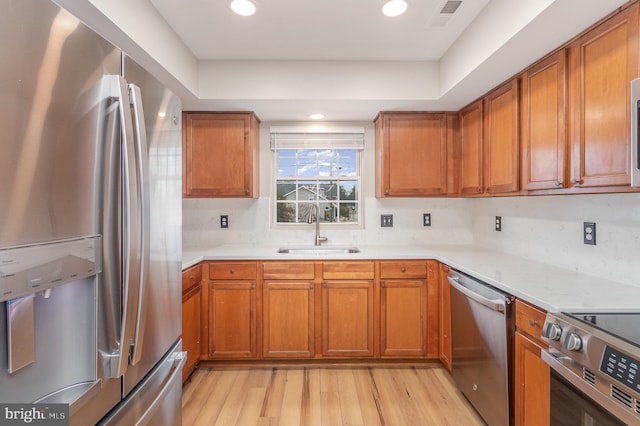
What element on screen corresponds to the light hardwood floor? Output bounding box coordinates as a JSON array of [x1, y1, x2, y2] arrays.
[[182, 365, 485, 425]]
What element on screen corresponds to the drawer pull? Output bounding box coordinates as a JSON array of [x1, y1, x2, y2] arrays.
[[401, 267, 406, 273], [229, 269, 235, 274], [529, 319, 536, 326]]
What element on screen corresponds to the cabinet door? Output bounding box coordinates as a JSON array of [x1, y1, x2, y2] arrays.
[[515, 332, 550, 426], [521, 50, 567, 191], [183, 112, 259, 197], [484, 79, 520, 194], [380, 279, 427, 358], [376, 113, 447, 196], [321, 280, 375, 357], [438, 264, 452, 372], [568, 4, 638, 188], [182, 284, 201, 383], [208, 280, 257, 358], [263, 281, 315, 358], [459, 100, 484, 195]]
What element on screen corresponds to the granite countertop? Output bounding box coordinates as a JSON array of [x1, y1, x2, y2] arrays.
[[182, 244, 640, 314]]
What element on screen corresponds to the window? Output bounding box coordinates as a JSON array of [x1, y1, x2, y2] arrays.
[[271, 127, 364, 225]]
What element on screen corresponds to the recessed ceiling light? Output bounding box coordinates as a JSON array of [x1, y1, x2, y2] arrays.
[[230, 0, 256, 16], [309, 113, 325, 120], [382, 0, 407, 17]]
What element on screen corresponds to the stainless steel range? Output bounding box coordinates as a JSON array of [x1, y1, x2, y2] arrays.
[[542, 312, 640, 425]]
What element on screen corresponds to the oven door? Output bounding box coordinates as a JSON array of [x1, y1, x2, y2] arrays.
[[542, 350, 631, 425]]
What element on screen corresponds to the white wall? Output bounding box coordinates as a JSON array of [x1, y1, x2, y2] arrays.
[[182, 121, 474, 248], [182, 123, 640, 287], [472, 193, 640, 285]]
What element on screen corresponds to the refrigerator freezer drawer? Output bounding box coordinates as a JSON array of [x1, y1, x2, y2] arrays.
[[99, 340, 185, 426]]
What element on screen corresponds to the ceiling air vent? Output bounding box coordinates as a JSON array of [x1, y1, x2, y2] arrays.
[[440, 0, 462, 14], [430, 0, 463, 28]]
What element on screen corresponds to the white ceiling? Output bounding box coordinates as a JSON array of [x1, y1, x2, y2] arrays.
[[149, 0, 490, 61], [140, 0, 629, 121]]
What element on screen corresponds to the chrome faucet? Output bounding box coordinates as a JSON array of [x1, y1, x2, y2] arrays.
[[306, 204, 328, 246]]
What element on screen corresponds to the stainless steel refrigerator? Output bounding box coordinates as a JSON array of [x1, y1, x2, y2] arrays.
[[0, 0, 184, 424]]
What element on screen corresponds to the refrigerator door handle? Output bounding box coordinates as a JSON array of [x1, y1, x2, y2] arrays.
[[128, 83, 150, 366], [107, 74, 141, 378]]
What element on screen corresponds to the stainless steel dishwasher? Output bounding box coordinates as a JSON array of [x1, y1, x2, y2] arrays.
[[448, 268, 514, 426]]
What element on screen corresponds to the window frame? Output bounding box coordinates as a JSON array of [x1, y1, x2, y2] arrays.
[[270, 127, 364, 229]]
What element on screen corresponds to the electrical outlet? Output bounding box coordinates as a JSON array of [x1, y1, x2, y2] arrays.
[[584, 222, 596, 245], [495, 216, 502, 232], [381, 214, 393, 227], [423, 213, 431, 226], [220, 215, 229, 228]]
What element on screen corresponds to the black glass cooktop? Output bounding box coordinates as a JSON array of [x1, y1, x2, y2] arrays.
[[570, 313, 640, 348]]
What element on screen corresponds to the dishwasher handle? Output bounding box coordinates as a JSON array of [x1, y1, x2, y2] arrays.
[[447, 276, 505, 312]]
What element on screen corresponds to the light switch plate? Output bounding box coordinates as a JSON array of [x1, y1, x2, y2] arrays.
[[381, 214, 393, 227]]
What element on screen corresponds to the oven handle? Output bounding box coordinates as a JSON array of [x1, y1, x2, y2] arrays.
[[541, 349, 637, 424]]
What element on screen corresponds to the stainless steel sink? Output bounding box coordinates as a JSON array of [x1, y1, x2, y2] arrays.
[[277, 246, 360, 255]]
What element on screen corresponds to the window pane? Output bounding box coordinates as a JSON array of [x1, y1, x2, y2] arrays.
[[277, 155, 297, 177], [277, 202, 297, 223], [339, 181, 358, 200], [339, 203, 358, 222], [298, 182, 318, 201], [297, 155, 317, 177], [336, 150, 357, 176]]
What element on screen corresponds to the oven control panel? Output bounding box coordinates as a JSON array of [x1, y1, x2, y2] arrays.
[[601, 346, 640, 394]]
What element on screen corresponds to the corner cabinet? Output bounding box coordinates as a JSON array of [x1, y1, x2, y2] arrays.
[[182, 112, 260, 198], [568, 3, 639, 189], [483, 79, 520, 194], [375, 112, 450, 196], [514, 299, 550, 425], [181, 265, 202, 383]]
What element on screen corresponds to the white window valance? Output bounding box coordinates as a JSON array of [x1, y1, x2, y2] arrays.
[[270, 126, 365, 150]]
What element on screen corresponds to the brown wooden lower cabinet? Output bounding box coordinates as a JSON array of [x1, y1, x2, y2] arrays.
[[208, 280, 257, 359], [181, 265, 201, 383], [514, 299, 550, 425], [321, 280, 375, 357], [263, 280, 315, 358], [380, 278, 427, 357], [438, 263, 452, 371]]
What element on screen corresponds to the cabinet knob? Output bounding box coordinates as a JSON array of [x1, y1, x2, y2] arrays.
[[477, 187, 482, 192], [381, 281, 386, 288], [572, 179, 583, 186], [529, 319, 536, 326], [401, 267, 406, 273], [554, 181, 563, 187], [245, 189, 249, 195], [229, 269, 235, 274], [309, 284, 314, 290], [322, 282, 328, 288], [251, 283, 256, 289]]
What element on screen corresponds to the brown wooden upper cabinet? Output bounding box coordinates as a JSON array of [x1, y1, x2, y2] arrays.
[[521, 50, 568, 191], [458, 100, 484, 195], [375, 112, 448, 196], [182, 112, 260, 197], [483, 79, 520, 194], [568, 3, 639, 188]]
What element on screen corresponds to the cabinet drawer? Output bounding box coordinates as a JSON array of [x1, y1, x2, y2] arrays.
[[380, 261, 427, 279], [322, 261, 374, 280], [209, 262, 258, 280], [182, 264, 202, 293], [515, 299, 547, 345], [263, 262, 315, 280]]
